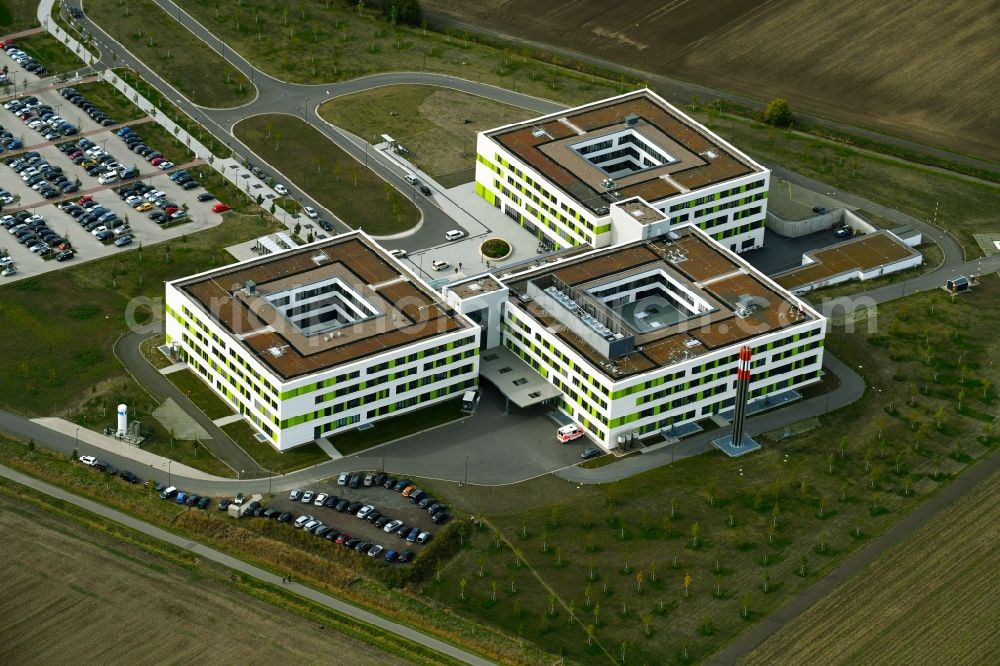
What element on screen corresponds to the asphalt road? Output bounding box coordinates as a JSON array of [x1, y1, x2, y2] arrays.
[[72, 0, 564, 251], [0, 463, 494, 666], [114, 324, 267, 477]]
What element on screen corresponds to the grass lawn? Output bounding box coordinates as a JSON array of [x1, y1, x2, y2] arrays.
[[117, 67, 232, 158], [417, 285, 1000, 664], [0, 0, 40, 32], [163, 368, 233, 420], [329, 399, 464, 456], [130, 120, 197, 165], [68, 80, 147, 123], [235, 113, 419, 235], [86, 0, 253, 108], [175, 0, 624, 104], [222, 420, 330, 475], [15, 31, 85, 75], [144, 436, 235, 477], [319, 85, 532, 180], [694, 109, 1000, 258], [0, 194, 277, 420], [67, 370, 236, 478], [139, 334, 173, 370]]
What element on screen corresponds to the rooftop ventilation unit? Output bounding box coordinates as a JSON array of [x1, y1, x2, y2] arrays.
[[684, 338, 702, 349], [531, 126, 550, 138], [601, 178, 618, 190], [734, 294, 759, 318], [624, 113, 639, 126], [702, 149, 718, 159], [267, 345, 288, 357], [244, 280, 257, 295], [311, 251, 330, 265]]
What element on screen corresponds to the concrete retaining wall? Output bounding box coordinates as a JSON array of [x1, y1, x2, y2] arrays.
[[766, 208, 878, 239]]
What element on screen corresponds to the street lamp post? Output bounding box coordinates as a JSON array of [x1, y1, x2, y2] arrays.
[[167, 460, 171, 486], [75, 427, 79, 452]]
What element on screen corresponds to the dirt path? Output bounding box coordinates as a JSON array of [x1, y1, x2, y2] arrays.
[[706, 446, 1000, 664]]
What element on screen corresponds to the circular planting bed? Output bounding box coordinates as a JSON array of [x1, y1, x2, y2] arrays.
[[480, 238, 512, 260]]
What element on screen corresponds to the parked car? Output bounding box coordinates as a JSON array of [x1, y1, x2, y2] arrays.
[[78, 455, 97, 466], [556, 424, 585, 443], [293, 515, 314, 528], [398, 550, 415, 563], [313, 492, 329, 506], [197, 497, 210, 509], [356, 505, 375, 519], [580, 446, 602, 459], [367, 544, 384, 558], [301, 490, 315, 503], [416, 531, 432, 545], [212, 203, 231, 213], [363, 472, 374, 486], [384, 519, 404, 533], [119, 470, 140, 484], [277, 512, 292, 523], [337, 472, 349, 486], [303, 206, 318, 219], [218, 499, 232, 511]]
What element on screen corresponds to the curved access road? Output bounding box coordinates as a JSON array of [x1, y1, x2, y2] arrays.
[[0, 463, 494, 666], [113, 322, 267, 478]]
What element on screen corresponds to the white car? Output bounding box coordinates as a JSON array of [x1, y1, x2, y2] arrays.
[[389, 249, 407, 259], [302, 519, 320, 532], [337, 472, 348, 486], [301, 490, 315, 503], [274, 183, 288, 195], [367, 544, 384, 558], [383, 519, 404, 533], [78, 455, 97, 466], [2, 267, 17, 277], [293, 514, 314, 528], [356, 505, 375, 519], [289, 488, 301, 501], [303, 206, 318, 219], [313, 492, 329, 506], [431, 259, 449, 271], [445, 230, 465, 241], [157, 161, 175, 170]]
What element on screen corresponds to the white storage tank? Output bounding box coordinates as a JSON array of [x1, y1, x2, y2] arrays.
[[117, 404, 128, 436]]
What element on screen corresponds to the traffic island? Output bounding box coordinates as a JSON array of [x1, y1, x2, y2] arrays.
[[480, 237, 512, 261]]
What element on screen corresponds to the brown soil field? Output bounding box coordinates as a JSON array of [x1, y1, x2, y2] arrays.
[[425, 0, 1000, 162], [0, 494, 404, 665], [741, 463, 1000, 665]]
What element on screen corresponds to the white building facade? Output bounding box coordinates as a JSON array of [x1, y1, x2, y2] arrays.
[[476, 89, 770, 255]]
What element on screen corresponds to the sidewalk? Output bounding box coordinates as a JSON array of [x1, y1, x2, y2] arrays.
[[30, 416, 221, 481]]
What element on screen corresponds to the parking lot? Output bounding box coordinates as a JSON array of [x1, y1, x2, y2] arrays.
[[0, 81, 227, 280], [258, 472, 450, 563]]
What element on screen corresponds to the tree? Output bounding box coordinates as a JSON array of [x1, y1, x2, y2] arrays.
[[683, 572, 692, 598], [690, 522, 701, 548], [741, 593, 751, 618], [635, 570, 644, 594], [459, 577, 467, 600], [762, 98, 793, 126], [490, 580, 497, 602], [641, 611, 652, 636]]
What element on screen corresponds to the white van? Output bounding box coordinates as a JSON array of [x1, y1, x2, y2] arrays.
[[431, 259, 449, 271], [445, 230, 465, 241], [404, 172, 418, 185], [98, 172, 118, 184]]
